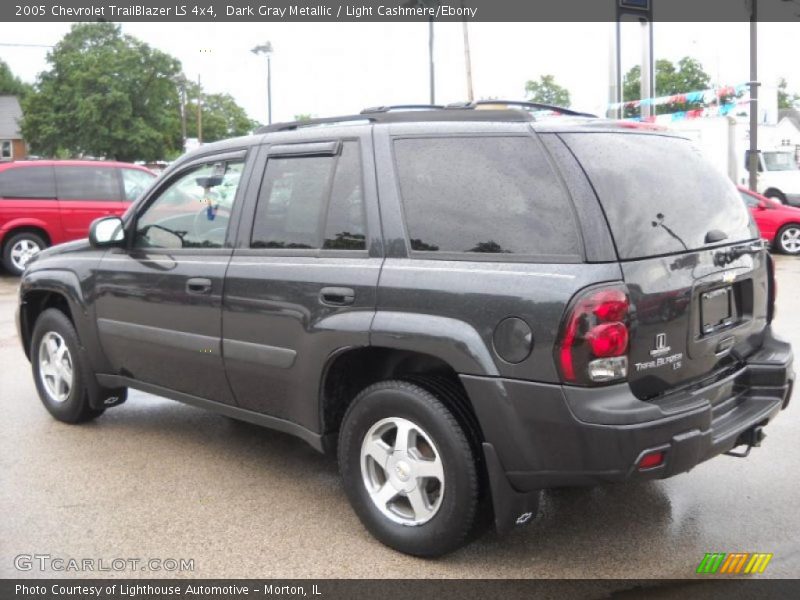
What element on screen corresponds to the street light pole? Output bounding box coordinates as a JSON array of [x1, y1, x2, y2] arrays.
[[267, 53, 272, 125], [252, 42, 274, 125]]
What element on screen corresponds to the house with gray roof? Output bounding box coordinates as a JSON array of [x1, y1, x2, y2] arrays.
[[0, 96, 26, 161]]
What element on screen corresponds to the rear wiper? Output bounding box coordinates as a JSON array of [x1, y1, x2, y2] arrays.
[[713, 240, 766, 267]]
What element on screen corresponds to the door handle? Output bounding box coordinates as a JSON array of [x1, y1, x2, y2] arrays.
[[186, 277, 213, 295], [319, 287, 355, 306]]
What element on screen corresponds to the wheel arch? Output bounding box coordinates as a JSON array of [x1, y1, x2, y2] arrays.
[[1, 222, 53, 248], [19, 270, 89, 361], [318, 345, 487, 456]]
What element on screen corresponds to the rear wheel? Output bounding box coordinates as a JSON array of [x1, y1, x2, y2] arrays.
[[776, 224, 800, 255], [765, 189, 788, 205], [31, 309, 105, 423], [3, 231, 47, 276], [338, 380, 479, 557]]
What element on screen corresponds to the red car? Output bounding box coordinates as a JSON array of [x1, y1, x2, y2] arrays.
[[0, 160, 156, 274], [739, 185, 800, 255]]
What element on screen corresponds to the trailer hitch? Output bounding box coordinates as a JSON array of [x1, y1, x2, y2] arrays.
[[725, 425, 766, 458]]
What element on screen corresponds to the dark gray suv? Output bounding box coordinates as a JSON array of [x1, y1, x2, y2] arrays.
[[16, 104, 794, 556]]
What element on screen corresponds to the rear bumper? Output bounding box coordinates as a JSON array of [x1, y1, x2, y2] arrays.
[[463, 328, 793, 493]]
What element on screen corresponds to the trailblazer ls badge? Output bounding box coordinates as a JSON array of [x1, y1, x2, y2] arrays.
[[634, 333, 684, 372]]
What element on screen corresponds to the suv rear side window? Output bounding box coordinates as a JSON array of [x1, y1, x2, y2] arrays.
[[55, 166, 121, 201], [393, 136, 580, 259], [562, 133, 757, 260], [0, 165, 56, 199], [251, 141, 366, 250]]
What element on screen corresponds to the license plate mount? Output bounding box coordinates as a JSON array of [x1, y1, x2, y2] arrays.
[[701, 286, 733, 335]]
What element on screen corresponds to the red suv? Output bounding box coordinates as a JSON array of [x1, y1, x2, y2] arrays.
[[0, 160, 155, 275], [739, 185, 800, 255]]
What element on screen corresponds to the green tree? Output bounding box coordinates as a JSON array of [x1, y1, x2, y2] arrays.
[[622, 57, 712, 117], [778, 77, 800, 109], [183, 88, 258, 143], [524, 75, 571, 107], [21, 23, 183, 161], [0, 59, 32, 99], [293, 113, 313, 122]]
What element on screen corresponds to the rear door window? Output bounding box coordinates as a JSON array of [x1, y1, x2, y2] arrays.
[[393, 136, 581, 259], [0, 165, 56, 199], [55, 166, 122, 201], [251, 141, 367, 250], [562, 133, 757, 260]]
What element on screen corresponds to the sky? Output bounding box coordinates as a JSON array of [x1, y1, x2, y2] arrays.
[[0, 21, 797, 124]]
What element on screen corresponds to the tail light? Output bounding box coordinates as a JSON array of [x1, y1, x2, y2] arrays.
[[767, 252, 777, 323], [556, 285, 631, 385]]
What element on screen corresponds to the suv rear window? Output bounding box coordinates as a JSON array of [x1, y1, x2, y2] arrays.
[[393, 136, 581, 259], [562, 133, 757, 260], [0, 165, 56, 199]]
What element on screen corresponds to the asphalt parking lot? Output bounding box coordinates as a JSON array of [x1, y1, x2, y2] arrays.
[[1, 258, 798, 580]]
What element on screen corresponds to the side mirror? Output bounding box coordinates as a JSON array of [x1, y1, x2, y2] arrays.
[[89, 216, 125, 247], [757, 200, 769, 210]]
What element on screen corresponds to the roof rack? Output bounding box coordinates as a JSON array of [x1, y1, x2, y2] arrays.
[[257, 114, 376, 133], [469, 100, 598, 118], [361, 104, 445, 114], [254, 100, 596, 134]]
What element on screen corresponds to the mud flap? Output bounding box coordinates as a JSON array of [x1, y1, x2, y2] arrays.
[[483, 442, 541, 535]]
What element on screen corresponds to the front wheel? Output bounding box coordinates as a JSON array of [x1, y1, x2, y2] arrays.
[[338, 380, 479, 557], [31, 309, 105, 423], [3, 231, 47, 276], [776, 224, 800, 255]]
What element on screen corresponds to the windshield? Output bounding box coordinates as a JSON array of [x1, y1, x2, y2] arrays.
[[763, 152, 799, 172]]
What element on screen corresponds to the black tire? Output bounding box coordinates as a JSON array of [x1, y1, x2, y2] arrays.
[[765, 189, 788, 205], [338, 380, 479, 557], [2, 231, 47, 276], [775, 224, 800, 255], [31, 308, 105, 423]]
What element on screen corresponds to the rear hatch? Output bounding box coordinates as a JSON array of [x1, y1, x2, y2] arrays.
[[561, 131, 768, 400]]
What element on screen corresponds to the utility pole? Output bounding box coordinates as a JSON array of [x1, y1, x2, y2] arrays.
[[180, 79, 187, 149], [197, 74, 203, 144], [462, 20, 474, 102], [748, 0, 759, 192], [428, 18, 435, 104]]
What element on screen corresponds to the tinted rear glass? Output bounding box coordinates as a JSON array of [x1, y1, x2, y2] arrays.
[[0, 165, 56, 199], [55, 166, 122, 201], [393, 136, 581, 259], [562, 133, 757, 260]]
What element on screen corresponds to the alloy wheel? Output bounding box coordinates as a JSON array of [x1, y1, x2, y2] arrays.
[[780, 227, 800, 254], [10, 238, 42, 271], [38, 332, 74, 404], [360, 417, 445, 526]]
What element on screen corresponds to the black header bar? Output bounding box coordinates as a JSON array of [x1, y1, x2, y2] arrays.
[[3, 0, 800, 23]]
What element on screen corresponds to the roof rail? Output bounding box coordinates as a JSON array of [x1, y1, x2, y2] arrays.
[[470, 100, 597, 118], [361, 104, 444, 114], [255, 103, 580, 134], [256, 114, 375, 134]]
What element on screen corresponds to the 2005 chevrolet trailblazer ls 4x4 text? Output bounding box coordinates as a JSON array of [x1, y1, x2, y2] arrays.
[[16, 103, 795, 556]]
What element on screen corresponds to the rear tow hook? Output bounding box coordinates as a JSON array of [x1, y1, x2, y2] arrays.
[[725, 426, 766, 458]]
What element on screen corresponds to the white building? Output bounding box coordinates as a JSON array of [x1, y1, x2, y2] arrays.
[[777, 109, 800, 166]]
